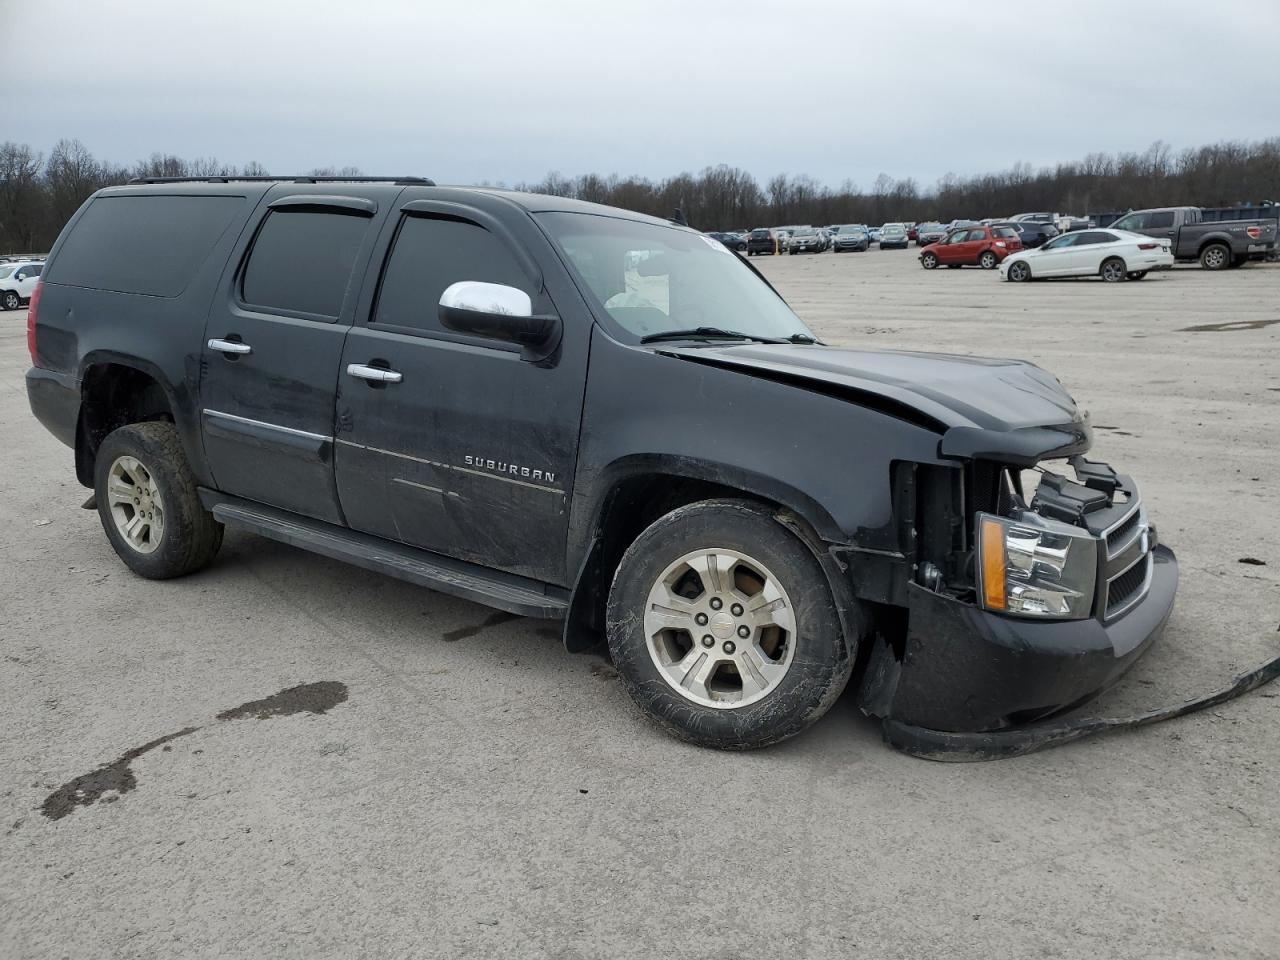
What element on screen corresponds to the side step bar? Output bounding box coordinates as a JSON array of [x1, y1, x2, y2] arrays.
[[199, 490, 569, 620]]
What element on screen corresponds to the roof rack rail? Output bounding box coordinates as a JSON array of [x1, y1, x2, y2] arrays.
[[126, 175, 436, 186]]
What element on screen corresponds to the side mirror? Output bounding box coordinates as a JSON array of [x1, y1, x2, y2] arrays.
[[438, 281, 560, 350]]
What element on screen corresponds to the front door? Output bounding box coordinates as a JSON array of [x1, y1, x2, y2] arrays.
[[200, 193, 386, 523], [1029, 233, 1082, 276], [334, 199, 588, 585]]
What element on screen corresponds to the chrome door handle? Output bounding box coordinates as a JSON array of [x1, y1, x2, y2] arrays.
[[347, 363, 402, 384], [208, 338, 252, 355]]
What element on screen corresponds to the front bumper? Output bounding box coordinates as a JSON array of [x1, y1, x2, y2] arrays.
[[860, 543, 1178, 732]]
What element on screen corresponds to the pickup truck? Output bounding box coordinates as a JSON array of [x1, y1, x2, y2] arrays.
[[1107, 206, 1276, 269], [26, 176, 1178, 754]]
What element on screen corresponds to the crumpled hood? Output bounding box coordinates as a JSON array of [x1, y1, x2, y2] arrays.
[[658, 343, 1091, 464]]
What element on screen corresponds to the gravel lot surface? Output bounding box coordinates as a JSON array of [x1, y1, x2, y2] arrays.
[[2, 250, 1278, 959]]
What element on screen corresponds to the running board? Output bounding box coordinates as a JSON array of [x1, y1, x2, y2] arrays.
[[200, 490, 569, 619]]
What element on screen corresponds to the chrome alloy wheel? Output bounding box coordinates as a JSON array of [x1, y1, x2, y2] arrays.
[[642, 548, 796, 709], [106, 455, 164, 553]]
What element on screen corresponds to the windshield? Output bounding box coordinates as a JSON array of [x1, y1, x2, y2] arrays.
[[794, 228, 816, 236], [882, 225, 905, 234], [538, 212, 814, 343]]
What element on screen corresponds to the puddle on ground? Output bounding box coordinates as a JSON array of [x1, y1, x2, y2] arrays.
[[215, 681, 348, 721]]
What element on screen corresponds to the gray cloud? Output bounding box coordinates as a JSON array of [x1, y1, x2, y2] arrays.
[[9, 0, 1278, 188]]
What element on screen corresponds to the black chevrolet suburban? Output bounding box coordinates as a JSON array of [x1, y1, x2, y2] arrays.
[[26, 177, 1178, 752]]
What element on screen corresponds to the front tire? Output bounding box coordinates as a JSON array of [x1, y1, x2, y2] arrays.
[[95, 421, 223, 579], [1006, 260, 1031, 282], [921, 251, 938, 269], [1100, 257, 1127, 282], [1, 291, 19, 311], [606, 499, 857, 750], [1200, 243, 1230, 270]]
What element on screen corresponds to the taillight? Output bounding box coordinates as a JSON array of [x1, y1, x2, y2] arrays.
[[1246, 225, 1261, 240], [995, 240, 1006, 247], [1137, 243, 1159, 250], [27, 280, 43, 366]]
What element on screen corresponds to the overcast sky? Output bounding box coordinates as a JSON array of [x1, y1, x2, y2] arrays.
[[7, 0, 1278, 190]]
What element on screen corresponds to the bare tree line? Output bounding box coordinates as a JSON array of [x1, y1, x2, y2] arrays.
[[3, 136, 1278, 252]]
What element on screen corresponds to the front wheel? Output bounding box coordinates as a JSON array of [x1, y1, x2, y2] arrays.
[[1006, 260, 1031, 282], [921, 251, 938, 269], [979, 250, 998, 269], [1, 291, 19, 311], [95, 421, 224, 579], [1100, 257, 1127, 282], [1127, 270, 1148, 280], [1199, 243, 1229, 270], [606, 500, 858, 750]]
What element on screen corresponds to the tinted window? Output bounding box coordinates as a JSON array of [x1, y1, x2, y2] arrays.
[[1147, 211, 1175, 228], [1077, 231, 1117, 245], [374, 216, 531, 335], [47, 195, 243, 297], [242, 209, 371, 318]]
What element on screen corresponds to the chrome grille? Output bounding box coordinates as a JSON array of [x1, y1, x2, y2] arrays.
[[1100, 498, 1152, 620]]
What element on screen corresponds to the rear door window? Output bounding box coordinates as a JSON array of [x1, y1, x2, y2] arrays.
[[1146, 211, 1175, 228], [241, 209, 372, 318], [46, 195, 244, 297], [373, 215, 532, 338]]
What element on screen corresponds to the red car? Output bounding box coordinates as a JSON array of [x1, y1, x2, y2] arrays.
[[919, 225, 1022, 270]]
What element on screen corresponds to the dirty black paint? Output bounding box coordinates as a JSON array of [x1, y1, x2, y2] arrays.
[[215, 681, 349, 721], [1179, 318, 1280, 333], [41, 727, 199, 821], [441, 612, 520, 642]]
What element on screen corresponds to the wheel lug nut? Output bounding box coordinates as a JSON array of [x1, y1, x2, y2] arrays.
[[695, 613, 708, 626], [701, 635, 715, 648], [723, 641, 736, 655], [737, 625, 750, 639], [730, 603, 744, 616], [709, 597, 723, 611]]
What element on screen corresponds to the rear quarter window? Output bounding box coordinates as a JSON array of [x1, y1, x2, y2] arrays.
[[993, 227, 1018, 238], [46, 195, 244, 297]]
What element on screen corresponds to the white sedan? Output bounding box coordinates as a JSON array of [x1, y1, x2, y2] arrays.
[[999, 229, 1174, 282]]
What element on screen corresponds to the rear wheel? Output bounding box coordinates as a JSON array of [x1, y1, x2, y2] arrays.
[[606, 499, 858, 750], [1006, 260, 1031, 282], [1199, 243, 1229, 270], [1100, 257, 1127, 282], [1127, 270, 1148, 280], [921, 251, 939, 269], [1, 291, 19, 311], [979, 250, 998, 269], [95, 421, 224, 579]]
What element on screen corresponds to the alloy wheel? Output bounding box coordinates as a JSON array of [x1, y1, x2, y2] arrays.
[[106, 455, 165, 553], [642, 547, 796, 709]]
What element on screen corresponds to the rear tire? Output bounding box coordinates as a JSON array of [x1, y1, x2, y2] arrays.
[[1100, 257, 1127, 282], [921, 251, 938, 269], [94, 421, 224, 579], [606, 499, 858, 750], [979, 250, 998, 269], [1199, 243, 1230, 270]]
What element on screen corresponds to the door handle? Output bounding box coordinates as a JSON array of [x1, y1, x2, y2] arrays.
[[208, 338, 252, 355], [347, 363, 402, 384]]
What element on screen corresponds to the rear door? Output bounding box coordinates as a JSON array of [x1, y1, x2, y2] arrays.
[[334, 198, 588, 585], [200, 192, 389, 523]]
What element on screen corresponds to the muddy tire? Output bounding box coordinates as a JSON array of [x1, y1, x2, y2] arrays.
[[94, 421, 223, 579], [1199, 243, 1229, 270], [606, 499, 858, 750]]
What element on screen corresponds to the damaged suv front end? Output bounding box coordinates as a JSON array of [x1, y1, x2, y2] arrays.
[[860, 450, 1178, 744]]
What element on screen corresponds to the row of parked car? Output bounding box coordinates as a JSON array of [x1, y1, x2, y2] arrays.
[[0, 256, 46, 311], [707, 205, 1277, 280]]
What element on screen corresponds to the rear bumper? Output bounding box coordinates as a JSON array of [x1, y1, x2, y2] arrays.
[[26, 366, 79, 449], [859, 544, 1178, 732]]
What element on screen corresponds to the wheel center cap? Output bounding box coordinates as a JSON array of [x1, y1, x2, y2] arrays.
[[710, 611, 735, 640]]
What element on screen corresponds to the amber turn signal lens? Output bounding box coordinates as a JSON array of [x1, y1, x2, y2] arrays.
[[980, 517, 1007, 611]]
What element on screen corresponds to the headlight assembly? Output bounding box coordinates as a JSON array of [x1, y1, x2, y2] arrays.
[[977, 511, 1097, 619]]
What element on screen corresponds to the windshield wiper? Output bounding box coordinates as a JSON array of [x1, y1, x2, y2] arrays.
[[640, 327, 785, 345], [785, 333, 819, 344]]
